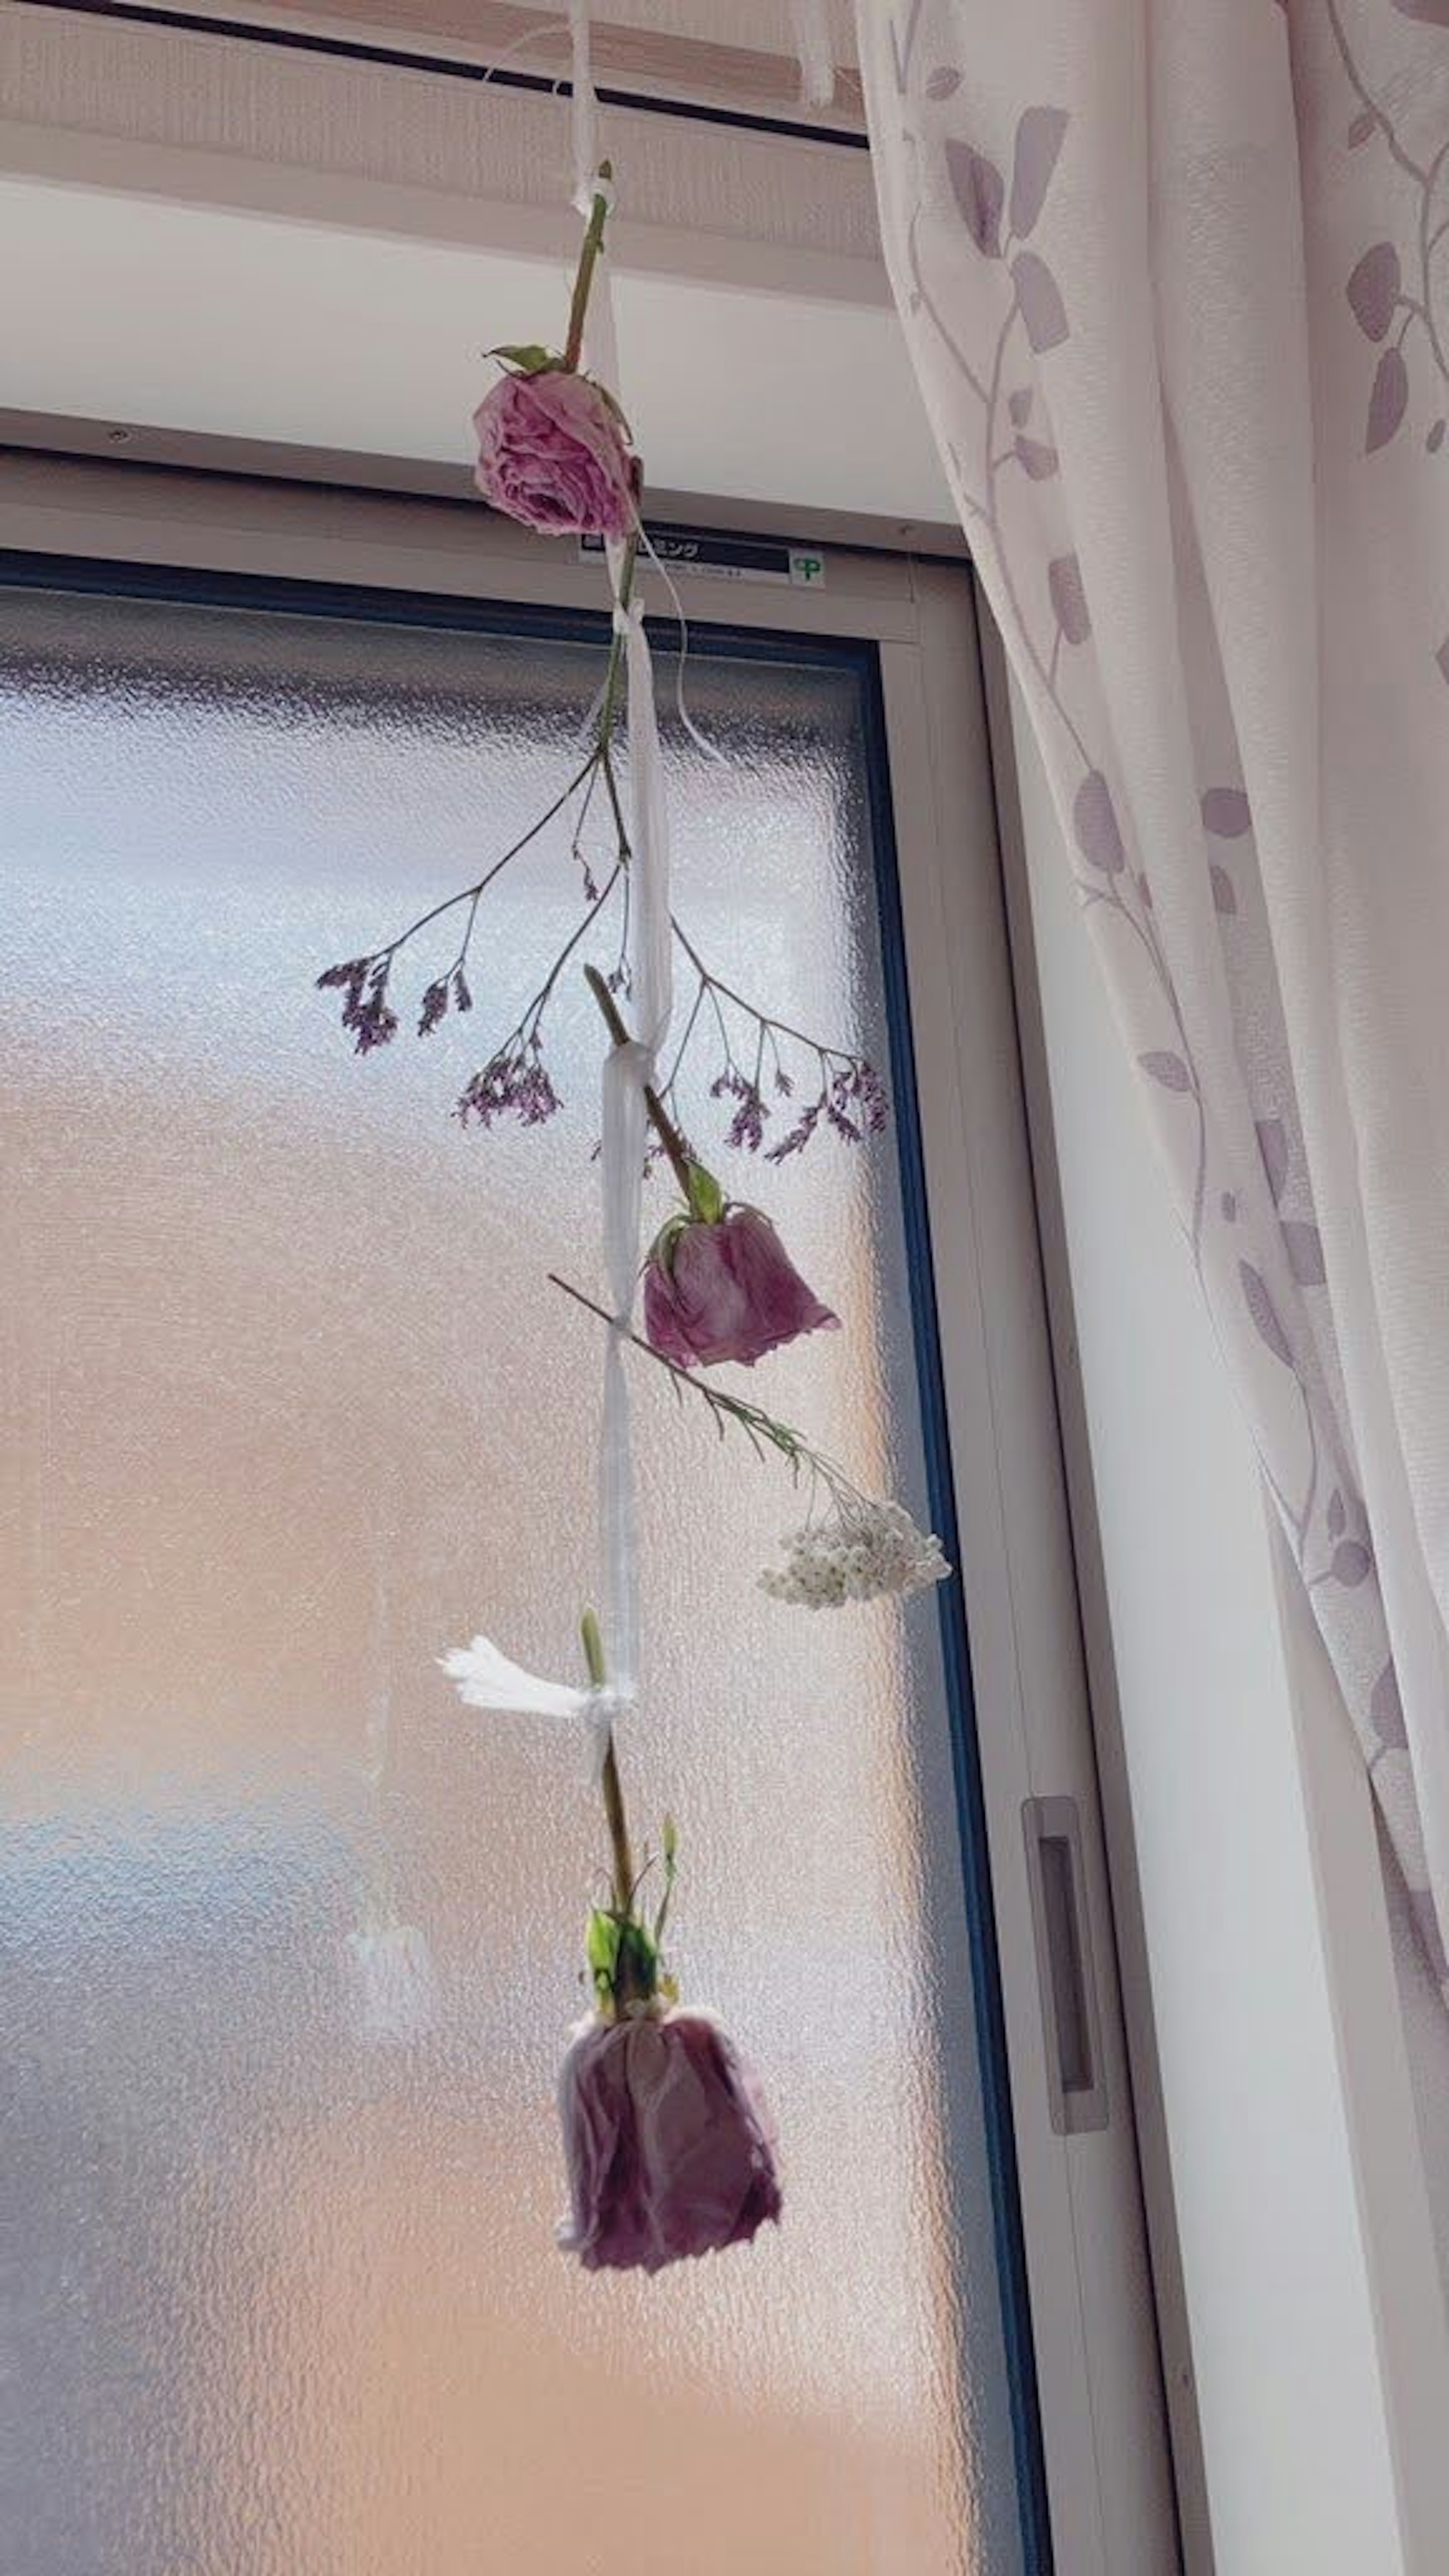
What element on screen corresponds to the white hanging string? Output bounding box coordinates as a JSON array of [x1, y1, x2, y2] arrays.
[[575, 0, 674, 1713], [632, 515, 727, 767], [568, 0, 600, 207], [448, 2, 672, 1744], [569, 2, 621, 400], [598, 554, 673, 1705], [788, 0, 835, 106], [574, 523, 726, 768]]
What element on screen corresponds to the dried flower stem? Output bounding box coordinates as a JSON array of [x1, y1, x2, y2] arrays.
[[581, 1606, 635, 1916], [564, 164, 614, 373], [360, 752, 601, 975], [549, 1270, 825, 1482], [583, 963, 697, 1200], [317, 214, 884, 1157]]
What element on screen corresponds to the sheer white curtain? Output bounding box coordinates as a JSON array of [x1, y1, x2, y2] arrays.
[[857, 0, 1449, 1980]]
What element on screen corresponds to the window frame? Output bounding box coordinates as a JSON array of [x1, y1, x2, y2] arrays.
[[0, 449, 1183, 2575]]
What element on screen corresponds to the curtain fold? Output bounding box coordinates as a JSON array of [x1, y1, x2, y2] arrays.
[[857, 0, 1449, 1982]]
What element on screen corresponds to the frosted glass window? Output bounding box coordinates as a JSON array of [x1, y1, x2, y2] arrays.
[[1, 577, 1039, 2576]]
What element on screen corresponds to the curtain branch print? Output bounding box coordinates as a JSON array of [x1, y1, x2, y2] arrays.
[[1330, 0, 1449, 681], [860, 0, 1449, 1988], [1331, 0, 1449, 452]]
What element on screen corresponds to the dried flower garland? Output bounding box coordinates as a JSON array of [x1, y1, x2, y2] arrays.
[[318, 149, 946, 2275], [445, 1608, 783, 2269], [315, 174, 886, 1166], [548, 1272, 948, 1607]]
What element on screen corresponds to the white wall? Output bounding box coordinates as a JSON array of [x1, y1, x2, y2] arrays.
[[0, 0, 951, 524], [1010, 688, 1449, 2574]]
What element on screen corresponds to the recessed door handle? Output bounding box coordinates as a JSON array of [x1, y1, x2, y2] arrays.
[[1023, 1796, 1109, 2135]]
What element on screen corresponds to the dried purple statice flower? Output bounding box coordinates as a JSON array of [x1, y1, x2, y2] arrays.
[[314, 683, 887, 1159], [766, 1058, 886, 1162], [317, 954, 400, 1054], [418, 978, 451, 1037], [709, 1068, 768, 1155], [765, 1099, 821, 1164], [457, 1037, 562, 1130], [316, 955, 371, 998]]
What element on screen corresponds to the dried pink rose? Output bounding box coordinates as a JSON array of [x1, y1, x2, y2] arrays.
[[643, 1204, 838, 1370], [472, 368, 637, 540], [557, 2007, 782, 2273]]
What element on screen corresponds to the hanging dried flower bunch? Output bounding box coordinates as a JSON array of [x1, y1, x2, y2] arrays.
[[316, 154, 948, 2275], [315, 177, 886, 1167]]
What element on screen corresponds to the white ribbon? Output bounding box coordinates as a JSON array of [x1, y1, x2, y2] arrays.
[[599, 563, 673, 1709], [788, 0, 835, 106], [632, 516, 727, 769], [440, 1635, 621, 1779], [445, 11, 673, 1755], [568, 0, 599, 214], [565, 0, 675, 1729], [569, 0, 621, 398]]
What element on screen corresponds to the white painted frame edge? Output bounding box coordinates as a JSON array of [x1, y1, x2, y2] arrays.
[[0, 0, 883, 296], [1266, 1520, 1449, 2575], [985, 609, 1449, 2575], [980, 617, 1215, 2576], [0, 458, 1180, 2574], [887, 566, 1181, 2576]]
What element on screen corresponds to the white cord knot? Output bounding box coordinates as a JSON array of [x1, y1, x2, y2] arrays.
[[583, 1679, 628, 1781], [789, 0, 835, 107]]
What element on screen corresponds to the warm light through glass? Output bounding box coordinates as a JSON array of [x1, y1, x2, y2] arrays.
[[0, 583, 1025, 2576]]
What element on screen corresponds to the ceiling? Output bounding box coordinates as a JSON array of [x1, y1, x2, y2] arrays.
[[0, 2, 955, 529], [2, 175, 954, 525], [102, 0, 865, 121]]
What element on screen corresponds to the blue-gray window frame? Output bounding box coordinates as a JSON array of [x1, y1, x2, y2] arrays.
[[0, 547, 1055, 2574]]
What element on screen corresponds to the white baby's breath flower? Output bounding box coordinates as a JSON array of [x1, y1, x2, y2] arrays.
[[759, 1498, 949, 1609]]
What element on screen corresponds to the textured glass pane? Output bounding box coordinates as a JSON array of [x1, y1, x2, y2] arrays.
[[1, 583, 1025, 2576]]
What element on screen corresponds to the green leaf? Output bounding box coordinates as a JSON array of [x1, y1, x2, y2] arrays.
[[646, 1210, 692, 1276], [586, 1907, 620, 1981], [614, 1916, 660, 2007], [685, 1162, 726, 1225], [655, 1814, 679, 1946], [488, 343, 562, 375]]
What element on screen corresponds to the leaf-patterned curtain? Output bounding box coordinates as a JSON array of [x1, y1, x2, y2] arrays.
[[857, 0, 1449, 1986]]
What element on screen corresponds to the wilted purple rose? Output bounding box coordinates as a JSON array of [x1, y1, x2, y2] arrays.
[[557, 2007, 782, 2273], [643, 1204, 837, 1370], [472, 369, 637, 539]]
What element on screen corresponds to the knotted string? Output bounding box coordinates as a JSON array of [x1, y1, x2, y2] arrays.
[[788, 0, 835, 106], [598, 572, 673, 1709], [447, 3, 672, 1753], [575, 0, 672, 1718], [439, 1633, 623, 1783], [569, 0, 620, 394]]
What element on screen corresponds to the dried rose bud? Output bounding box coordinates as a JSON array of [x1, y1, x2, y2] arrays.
[[473, 368, 637, 541], [643, 1198, 837, 1371], [557, 2007, 781, 2274]]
